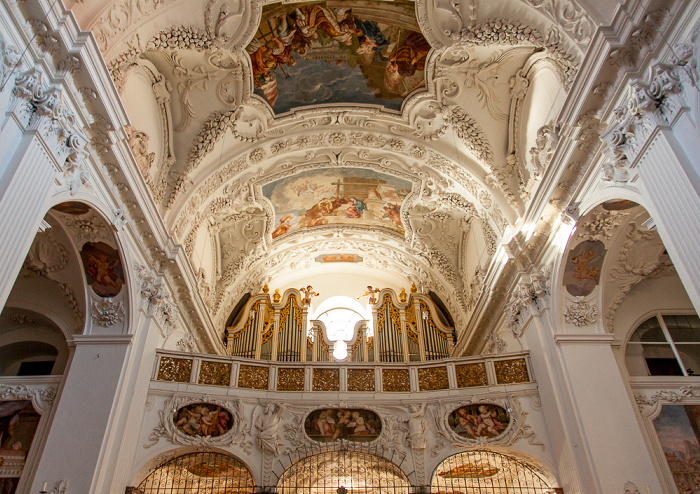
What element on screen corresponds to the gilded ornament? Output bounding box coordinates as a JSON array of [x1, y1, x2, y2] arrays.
[[377, 294, 401, 333], [312, 368, 340, 391], [238, 364, 269, 389], [455, 363, 488, 387], [418, 367, 449, 391], [198, 361, 231, 386], [273, 289, 281, 303], [157, 357, 192, 383], [382, 369, 410, 392], [348, 369, 375, 392], [277, 368, 305, 391], [494, 358, 530, 384], [399, 288, 407, 303]]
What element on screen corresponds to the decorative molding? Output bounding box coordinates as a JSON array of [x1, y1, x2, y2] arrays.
[[623, 482, 641, 494], [48, 480, 68, 494], [0, 384, 57, 414], [9, 313, 34, 324], [563, 297, 598, 327], [600, 62, 686, 183], [429, 397, 543, 457], [605, 224, 674, 331], [91, 298, 125, 327], [89, 0, 178, 52], [144, 395, 248, 449], [517, 0, 593, 46], [506, 265, 552, 336], [635, 385, 700, 411]]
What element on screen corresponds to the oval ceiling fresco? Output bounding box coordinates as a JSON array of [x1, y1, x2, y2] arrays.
[[173, 403, 234, 438], [262, 167, 412, 239], [448, 404, 509, 440], [247, 0, 428, 113], [305, 408, 382, 442]]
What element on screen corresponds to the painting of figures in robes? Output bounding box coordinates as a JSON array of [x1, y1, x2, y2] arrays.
[[247, 1, 429, 113], [0, 401, 40, 494], [653, 405, 700, 493], [262, 167, 412, 239]]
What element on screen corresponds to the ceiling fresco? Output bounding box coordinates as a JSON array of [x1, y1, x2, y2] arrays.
[[247, 0, 428, 113], [262, 167, 412, 239]]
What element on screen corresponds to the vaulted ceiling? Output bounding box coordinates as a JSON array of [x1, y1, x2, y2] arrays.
[[62, 0, 602, 337]]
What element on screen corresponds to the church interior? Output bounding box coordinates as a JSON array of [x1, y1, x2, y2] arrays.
[[0, 0, 699, 492]]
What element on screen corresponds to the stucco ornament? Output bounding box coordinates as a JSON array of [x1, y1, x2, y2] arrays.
[[563, 297, 598, 327], [145, 395, 248, 449]]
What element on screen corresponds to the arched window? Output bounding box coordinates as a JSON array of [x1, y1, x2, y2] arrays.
[[431, 449, 558, 493], [625, 313, 700, 376], [136, 451, 255, 493], [277, 449, 410, 493]]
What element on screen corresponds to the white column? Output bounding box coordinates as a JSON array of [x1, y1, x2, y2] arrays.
[[553, 334, 665, 494], [524, 303, 665, 493], [94, 315, 163, 493], [0, 129, 56, 309], [29, 334, 133, 494], [635, 128, 700, 313]]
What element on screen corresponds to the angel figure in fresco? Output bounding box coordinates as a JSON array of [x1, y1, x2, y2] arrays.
[[454, 407, 478, 437], [252, 402, 287, 454], [570, 249, 601, 281], [272, 213, 295, 239], [314, 409, 336, 436], [384, 32, 430, 91], [299, 285, 319, 306], [474, 405, 505, 437], [87, 253, 121, 290], [175, 406, 203, 436], [358, 286, 380, 305]]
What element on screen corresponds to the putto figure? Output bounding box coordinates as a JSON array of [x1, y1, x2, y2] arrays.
[[358, 286, 380, 305], [299, 285, 319, 306]]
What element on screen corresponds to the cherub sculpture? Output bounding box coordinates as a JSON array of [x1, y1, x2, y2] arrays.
[[299, 285, 319, 306]]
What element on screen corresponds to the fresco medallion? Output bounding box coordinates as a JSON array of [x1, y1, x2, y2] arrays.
[[448, 404, 510, 440], [263, 167, 411, 238], [305, 408, 381, 442], [80, 242, 125, 298], [173, 403, 234, 438], [247, 1, 429, 113]]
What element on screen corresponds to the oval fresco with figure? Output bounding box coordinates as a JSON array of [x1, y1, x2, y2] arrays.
[[448, 404, 510, 440], [305, 408, 381, 442], [173, 403, 233, 438], [247, 1, 429, 114]]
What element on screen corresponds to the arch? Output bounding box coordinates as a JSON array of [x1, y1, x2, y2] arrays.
[[430, 448, 559, 493], [135, 450, 255, 493], [277, 449, 410, 493], [0, 315, 68, 376]]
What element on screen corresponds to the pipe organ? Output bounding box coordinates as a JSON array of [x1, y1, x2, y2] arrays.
[[226, 288, 454, 362]]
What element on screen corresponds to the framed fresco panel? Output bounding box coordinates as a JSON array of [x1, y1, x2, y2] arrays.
[[653, 405, 700, 492], [80, 241, 125, 298], [305, 408, 381, 443], [173, 403, 234, 438], [448, 404, 509, 440], [0, 400, 40, 494], [563, 240, 606, 297], [263, 167, 412, 239], [247, 1, 429, 114]]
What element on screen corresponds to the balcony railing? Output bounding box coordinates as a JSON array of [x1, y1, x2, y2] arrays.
[[152, 350, 534, 393]]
